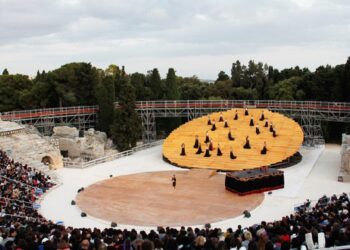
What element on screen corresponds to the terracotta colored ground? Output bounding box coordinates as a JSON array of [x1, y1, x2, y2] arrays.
[[76, 169, 264, 226]]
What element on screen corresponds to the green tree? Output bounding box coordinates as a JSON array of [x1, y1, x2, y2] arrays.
[[130, 72, 152, 100], [268, 77, 304, 100], [110, 77, 142, 151], [105, 64, 121, 77], [2, 68, 9, 75], [164, 68, 179, 100], [231, 60, 242, 87], [52, 62, 99, 106], [95, 75, 115, 134], [255, 63, 269, 99], [178, 76, 207, 100], [0, 74, 33, 111], [213, 80, 233, 99], [216, 71, 230, 82], [148, 68, 163, 99], [231, 87, 258, 100]]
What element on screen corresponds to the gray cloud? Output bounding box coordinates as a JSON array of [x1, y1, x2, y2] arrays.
[[0, 0, 349, 79]]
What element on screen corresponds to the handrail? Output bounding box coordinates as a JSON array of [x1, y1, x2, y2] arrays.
[[1, 100, 350, 122]]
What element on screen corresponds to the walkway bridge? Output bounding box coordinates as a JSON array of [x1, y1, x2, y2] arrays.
[[1, 100, 350, 146]]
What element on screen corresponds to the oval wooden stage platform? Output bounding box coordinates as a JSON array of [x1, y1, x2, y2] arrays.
[[163, 109, 303, 171], [76, 169, 264, 226]]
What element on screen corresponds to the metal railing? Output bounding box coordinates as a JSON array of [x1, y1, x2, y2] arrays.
[[63, 140, 163, 169], [134, 100, 350, 112], [0, 105, 98, 121], [1, 100, 350, 122]]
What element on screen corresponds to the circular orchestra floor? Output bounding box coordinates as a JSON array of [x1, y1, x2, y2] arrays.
[[76, 169, 264, 226]]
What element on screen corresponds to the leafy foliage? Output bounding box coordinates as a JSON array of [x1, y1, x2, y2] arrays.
[[1, 57, 350, 142]]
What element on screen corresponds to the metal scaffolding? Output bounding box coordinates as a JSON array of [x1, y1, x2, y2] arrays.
[[140, 109, 156, 142], [1, 100, 350, 145], [133, 100, 350, 145], [0, 106, 97, 136]]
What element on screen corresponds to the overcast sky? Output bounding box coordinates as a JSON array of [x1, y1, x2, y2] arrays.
[[0, 0, 349, 79]]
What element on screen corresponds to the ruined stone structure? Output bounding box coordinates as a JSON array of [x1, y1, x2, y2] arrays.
[[0, 120, 63, 171], [52, 126, 116, 165]]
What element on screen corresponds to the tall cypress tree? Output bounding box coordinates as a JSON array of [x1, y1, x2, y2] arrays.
[[165, 68, 179, 100], [110, 73, 142, 151], [231, 60, 242, 87], [95, 75, 115, 134], [149, 68, 162, 99]]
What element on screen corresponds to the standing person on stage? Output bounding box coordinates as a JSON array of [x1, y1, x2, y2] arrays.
[[172, 174, 176, 189]]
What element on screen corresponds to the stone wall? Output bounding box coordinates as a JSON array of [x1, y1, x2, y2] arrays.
[[0, 122, 63, 171]]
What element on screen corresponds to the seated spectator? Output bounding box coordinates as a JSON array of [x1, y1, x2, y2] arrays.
[[193, 135, 199, 148], [204, 131, 210, 143], [217, 144, 223, 156], [0, 149, 349, 250], [261, 142, 267, 155], [256, 125, 260, 135], [219, 112, 224, 122], [204, 145, 211, 157], [196, 143, 203, 154], [243, 136, 251, 149], [207, 116, 212, 125], [229, 146, 237, 160], [224, 120, 229, 128], [249, 116, 254, 127], [259, 111, 265, 121], [234, 110, 239, 120], [211, 122, 217, 131], [180, 143, 186, 156]]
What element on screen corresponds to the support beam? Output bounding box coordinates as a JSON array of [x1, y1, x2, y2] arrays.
[[141, 109, 156, 143]]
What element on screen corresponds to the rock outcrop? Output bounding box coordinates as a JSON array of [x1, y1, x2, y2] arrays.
[[0, 122, 63, 172], [52, 126, 116, 163], [340, 134, 350, 182], [341, 134, 350, 172]]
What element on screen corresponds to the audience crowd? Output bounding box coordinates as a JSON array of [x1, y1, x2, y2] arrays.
[[0, 150, 350, 249]]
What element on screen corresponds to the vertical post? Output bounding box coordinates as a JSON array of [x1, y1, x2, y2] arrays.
[[141, 109, 156, 143]]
